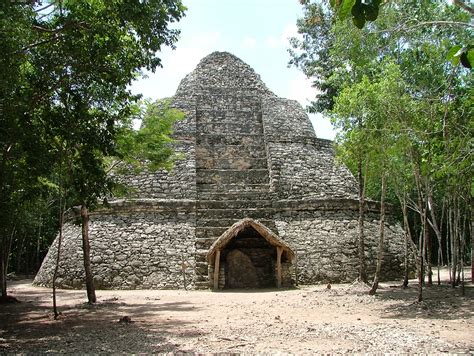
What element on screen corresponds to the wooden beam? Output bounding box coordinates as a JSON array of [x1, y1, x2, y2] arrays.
[[213, 249, 221, 290], [276, 246, 283, 288]]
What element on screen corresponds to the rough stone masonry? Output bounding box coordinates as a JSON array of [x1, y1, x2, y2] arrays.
[[34, 52, 406, 290]]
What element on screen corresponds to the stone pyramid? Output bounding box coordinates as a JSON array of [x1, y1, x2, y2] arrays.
[[35, 52, 405, 290]]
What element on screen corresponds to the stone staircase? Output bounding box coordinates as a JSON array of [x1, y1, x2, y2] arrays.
[[193, 91, 276, 288]]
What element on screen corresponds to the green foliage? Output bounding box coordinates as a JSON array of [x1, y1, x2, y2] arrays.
[[111, 100, 180, 175], [0, 0, 186, 283], [288, 2, 338, 112], [447, 45, 474, 68], [330, 0, 382, 29], [292, 0, 473, 256], [116, 99, 184, 172], [328, 0, 474, 67]]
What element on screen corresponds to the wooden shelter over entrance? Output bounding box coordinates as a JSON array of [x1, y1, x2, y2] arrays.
[[206, 218, 295, 290]]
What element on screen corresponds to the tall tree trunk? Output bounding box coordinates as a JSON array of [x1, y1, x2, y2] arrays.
[[424, 207, 432, 286], [0, 250, 7, 300], [451, 199, 458, 288], [357, 157, 368, 283], [81, 202, 96, 304], [460, 209, 466, 296], [401, 193, 412, 288], [422, 178, 435, 287], [1, 226, 18, 302], [369, 173, 387, 295], [471, 205, 473, 285], [447, 203, 452, 284], [413, 158, 424, 301], [418, 229, 424, 302], [36, 216, 43, 270], [53, 193, 65, 319], [15, 234, 25, 274], [0, 226, 16, 301], [436, 199, 446, 286]]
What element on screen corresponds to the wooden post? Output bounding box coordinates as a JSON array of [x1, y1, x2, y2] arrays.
[[276, 246, 283, 288], [213, 249, 221, 290]]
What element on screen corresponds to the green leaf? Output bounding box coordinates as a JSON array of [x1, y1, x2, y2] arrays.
[[466, 49, 474, 69], [351, 2, 363, 17], [352, 14, 366, 29], [446, 45, 463, 66], [339, 0, 356, 20], [364, 4, 379, 21], [351, 2, 365, 28], [460, 52, 472, 69]]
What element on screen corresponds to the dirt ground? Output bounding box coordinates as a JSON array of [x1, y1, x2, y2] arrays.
[[1, 269, 473, 354]]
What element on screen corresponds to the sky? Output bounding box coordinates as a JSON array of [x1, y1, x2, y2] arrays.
[[130, 0, 335, 140]]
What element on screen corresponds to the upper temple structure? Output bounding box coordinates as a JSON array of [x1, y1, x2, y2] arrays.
[[35, 52, 406, 289]]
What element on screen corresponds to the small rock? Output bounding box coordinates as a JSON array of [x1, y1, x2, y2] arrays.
[[118, 316, 133, 324]]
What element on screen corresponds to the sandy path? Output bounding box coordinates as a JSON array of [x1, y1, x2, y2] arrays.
[[1, 273, 473, 354]]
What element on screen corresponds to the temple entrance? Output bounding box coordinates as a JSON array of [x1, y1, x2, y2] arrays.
[[224, 226, 276, 288], [207, 218, 295, 290]]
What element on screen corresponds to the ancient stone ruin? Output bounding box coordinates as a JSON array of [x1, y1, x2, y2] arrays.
[[35, 51, 406, 290]]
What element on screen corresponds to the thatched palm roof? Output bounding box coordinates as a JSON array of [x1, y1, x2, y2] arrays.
[[206, 218, 295, 264]]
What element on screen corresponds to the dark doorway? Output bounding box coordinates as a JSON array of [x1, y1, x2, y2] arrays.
[[222, 226, 276, 288]]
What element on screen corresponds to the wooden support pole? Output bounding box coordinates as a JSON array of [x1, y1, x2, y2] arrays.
[[213, 249, 221, 290], [276, 246, 283, 288]]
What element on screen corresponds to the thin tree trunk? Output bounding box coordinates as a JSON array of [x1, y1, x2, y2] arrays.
[[437, 199, 446, 286], [451, 200, 458, 288], [455, 200, 461, 286], [369, 173, 387, 295], [424, 207, 432, 286], [401, 193, 411, 288], [471, 205, 473, 285], [357, 157, 368, 283], [53, 190, 65, 319], [52, 219, 63, 319], [15, 234, 25, 274], [36, 216, 43, 270], [460, 209, 465, 296], [447, 203, 452, 284], [0, 250, 7, 300], [81, 202, 96, 304], [1, 226, 16, 301], [426, 185, 445, 287], [412, 158, 424, 301], [418, 228, 424, 302]]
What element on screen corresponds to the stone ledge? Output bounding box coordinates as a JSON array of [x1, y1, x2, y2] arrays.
[[71, 199, 197, 216], [70, 198, 384, 217]]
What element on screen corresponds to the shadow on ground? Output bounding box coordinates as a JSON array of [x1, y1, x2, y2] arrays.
[[374, 282, 473, 321], [0, 282, 205, 353]]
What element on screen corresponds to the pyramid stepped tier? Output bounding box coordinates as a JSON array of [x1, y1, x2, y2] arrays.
[[195, 91, 270, 199], [34, 52, 408, 290]]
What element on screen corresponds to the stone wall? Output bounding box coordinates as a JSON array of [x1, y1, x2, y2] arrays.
[[34, 205, 197, 290], [276, 209, 406, 284], [116, 142, 196, 200]]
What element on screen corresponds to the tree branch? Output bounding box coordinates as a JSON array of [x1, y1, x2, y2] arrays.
[[453, 0, 474, 16], [34, 2, 56, 13], [32, 25, 57, 33], [20, 34, 61, 53], [405, 21, 474, 30]]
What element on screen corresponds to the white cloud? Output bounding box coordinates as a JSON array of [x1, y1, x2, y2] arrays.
[[286, 72, 317, 107], [266, 36, 280, 49], [242, 36, 257, 49], [309, 113, 336, 140], [265, 23, 301, 49], [285, 72, 335, 139], [280, 23, 299, 45]]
